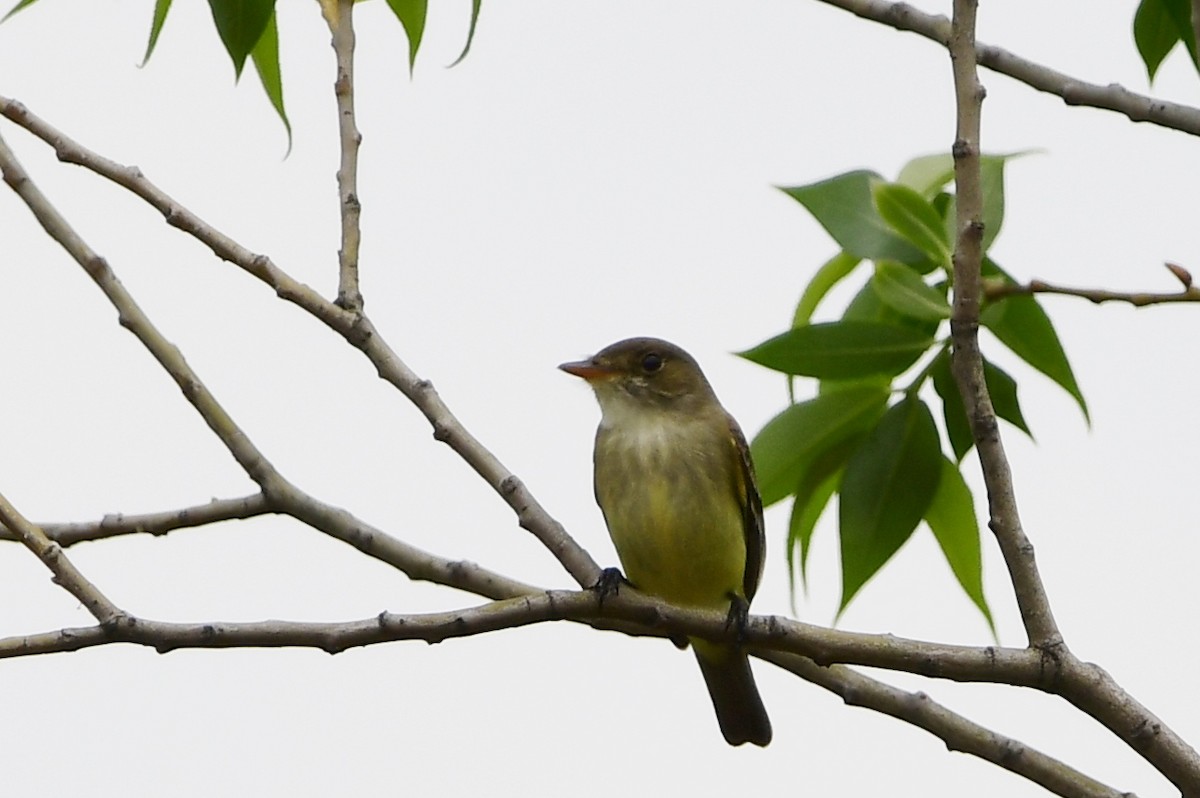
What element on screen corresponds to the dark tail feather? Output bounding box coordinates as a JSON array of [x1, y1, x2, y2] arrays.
[[693, 641, 772, 747]]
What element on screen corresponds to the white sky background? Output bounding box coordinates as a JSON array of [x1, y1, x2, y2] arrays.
[[0, 0, 1197, 795]]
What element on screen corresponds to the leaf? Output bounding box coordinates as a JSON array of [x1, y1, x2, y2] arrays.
[[843, 281, 941, 338], [872, 182, 951, 266], [779, 171, 927, 264], [924, 457, 994, 635], [930, 352, 1035, 460], [871, 261, 951, 322], [207, 0, 275, 79], [792, 251, 862, 328], [907, 152, 1028, 256], [750, 386, 889, 506], [249, 10, 292, 151], [740, 321, 934, 380], [838, 398, 943, 615], [1134, 0, 1199, 81], [929, 349, 973, 461], [982, 295, 1089, 423], [788, 467, 841, 599], [448, 0, 483, 67], [983, 360, 1032, 438], [140, 0, 174, 66], [977, 156, 1008, 252], [386, 0, 428, 73], [896, 153, 955, 198], [0, 0, 38, 23]]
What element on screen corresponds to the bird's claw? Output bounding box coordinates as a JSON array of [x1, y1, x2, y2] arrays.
[[725, 595, 751, 645], [593, 567, 628, 607]]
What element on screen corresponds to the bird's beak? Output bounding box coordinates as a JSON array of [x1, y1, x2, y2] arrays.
[[559, 358, 617, 381]]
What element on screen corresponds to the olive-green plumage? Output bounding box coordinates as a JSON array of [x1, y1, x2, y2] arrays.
[[560, 337, 771, 747]]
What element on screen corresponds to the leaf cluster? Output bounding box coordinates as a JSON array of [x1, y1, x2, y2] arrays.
[[2, 0, 484, 149], [741, 154, 1089, 628]]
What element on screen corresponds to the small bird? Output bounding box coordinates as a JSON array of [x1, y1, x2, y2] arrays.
[[560, 337, 772, 747]]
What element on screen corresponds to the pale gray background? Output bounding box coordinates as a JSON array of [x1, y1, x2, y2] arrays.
[[1, 1, 1196, 795]]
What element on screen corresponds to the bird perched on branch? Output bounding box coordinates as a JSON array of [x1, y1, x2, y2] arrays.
[[560, 337, 771, 747]]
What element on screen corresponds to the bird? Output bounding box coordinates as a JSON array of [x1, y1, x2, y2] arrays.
[[560, 336, 772, 747]]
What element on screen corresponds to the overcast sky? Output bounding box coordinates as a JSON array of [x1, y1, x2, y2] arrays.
[[1, 1, 1198, 795]]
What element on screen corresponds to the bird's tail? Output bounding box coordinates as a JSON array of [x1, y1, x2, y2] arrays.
[[693, 639, 772, 747]]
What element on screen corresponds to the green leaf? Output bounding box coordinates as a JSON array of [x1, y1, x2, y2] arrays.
[[984, 360, 1032, 438], [249, 11, 292, 151], [838, 398, 943, 614], [787, 467, 841, 599], [0, 0, 38, 23], [872, 182, 951, 266], [750, 386, 889, 506], [1134, 0, 1199, 81], [930, 352, 1035, 460], [982, 295, 1089, 423], [140, 0, 174, 66], [386, 0, 428, 73], [896, 154, 955, 198], [924, 457, 994, 635], [871, 261, 951, 322], [929, 349, 973, 461], [898, 151, 1031, 256], [448, 0, 483, 67], [740, 321, 934, 380], [843, 281, 940, 338], [792, 251, 862, 327], [208, 0, 275, 79], [779, 171, 927, 264]]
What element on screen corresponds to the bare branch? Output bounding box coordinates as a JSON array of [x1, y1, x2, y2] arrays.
[[0, 494, 271, 547], [0, 125, 550, 604], [0, 96, 601, 589], [761, 652, 1134, 798], [985, 274, 1200, 307], [328, 0, 364, 312], [815, 0, 1200, 137], [0, 491, 123, 625], [0, 130, 288, 498], [946, 2, 1200, 792], [947, 0, 1060, 650], [0, 570, 1190, 790]]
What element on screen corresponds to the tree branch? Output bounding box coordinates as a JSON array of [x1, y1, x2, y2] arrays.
[[0, 126, 544, 604], [0, 491, 123, 625], [0, 96, 601, 590], [328, 0, 364, 312], [985, 273, 1200, 307], [947, 0, 1060, 651], [946, 2, 1200, 793], [815, 0, 1200, 138], [761, 651, 1133, 798], [0, 494, 271, 547]]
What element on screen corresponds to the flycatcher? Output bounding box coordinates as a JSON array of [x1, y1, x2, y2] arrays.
[[560, 337, 772, 747]]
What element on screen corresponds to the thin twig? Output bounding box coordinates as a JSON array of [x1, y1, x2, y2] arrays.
[[0, 95, 601, 590], [329, 0, 364, 311], [986, 278, 1200, 307], [0, 491, 123, 625], [761, 651, 1134, 798], [815, 0, 1200, 137], [0, 494, 271, 547]]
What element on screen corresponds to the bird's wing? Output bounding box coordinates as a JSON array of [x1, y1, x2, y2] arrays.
[[727, 413, 765, 602]]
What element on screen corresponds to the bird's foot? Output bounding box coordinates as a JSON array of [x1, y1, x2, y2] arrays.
[[725, 595, 751, 645], [592, 567, 628, 607]]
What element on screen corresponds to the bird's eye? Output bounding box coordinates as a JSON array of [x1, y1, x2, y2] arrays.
[[641, 353, 664, 373]]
